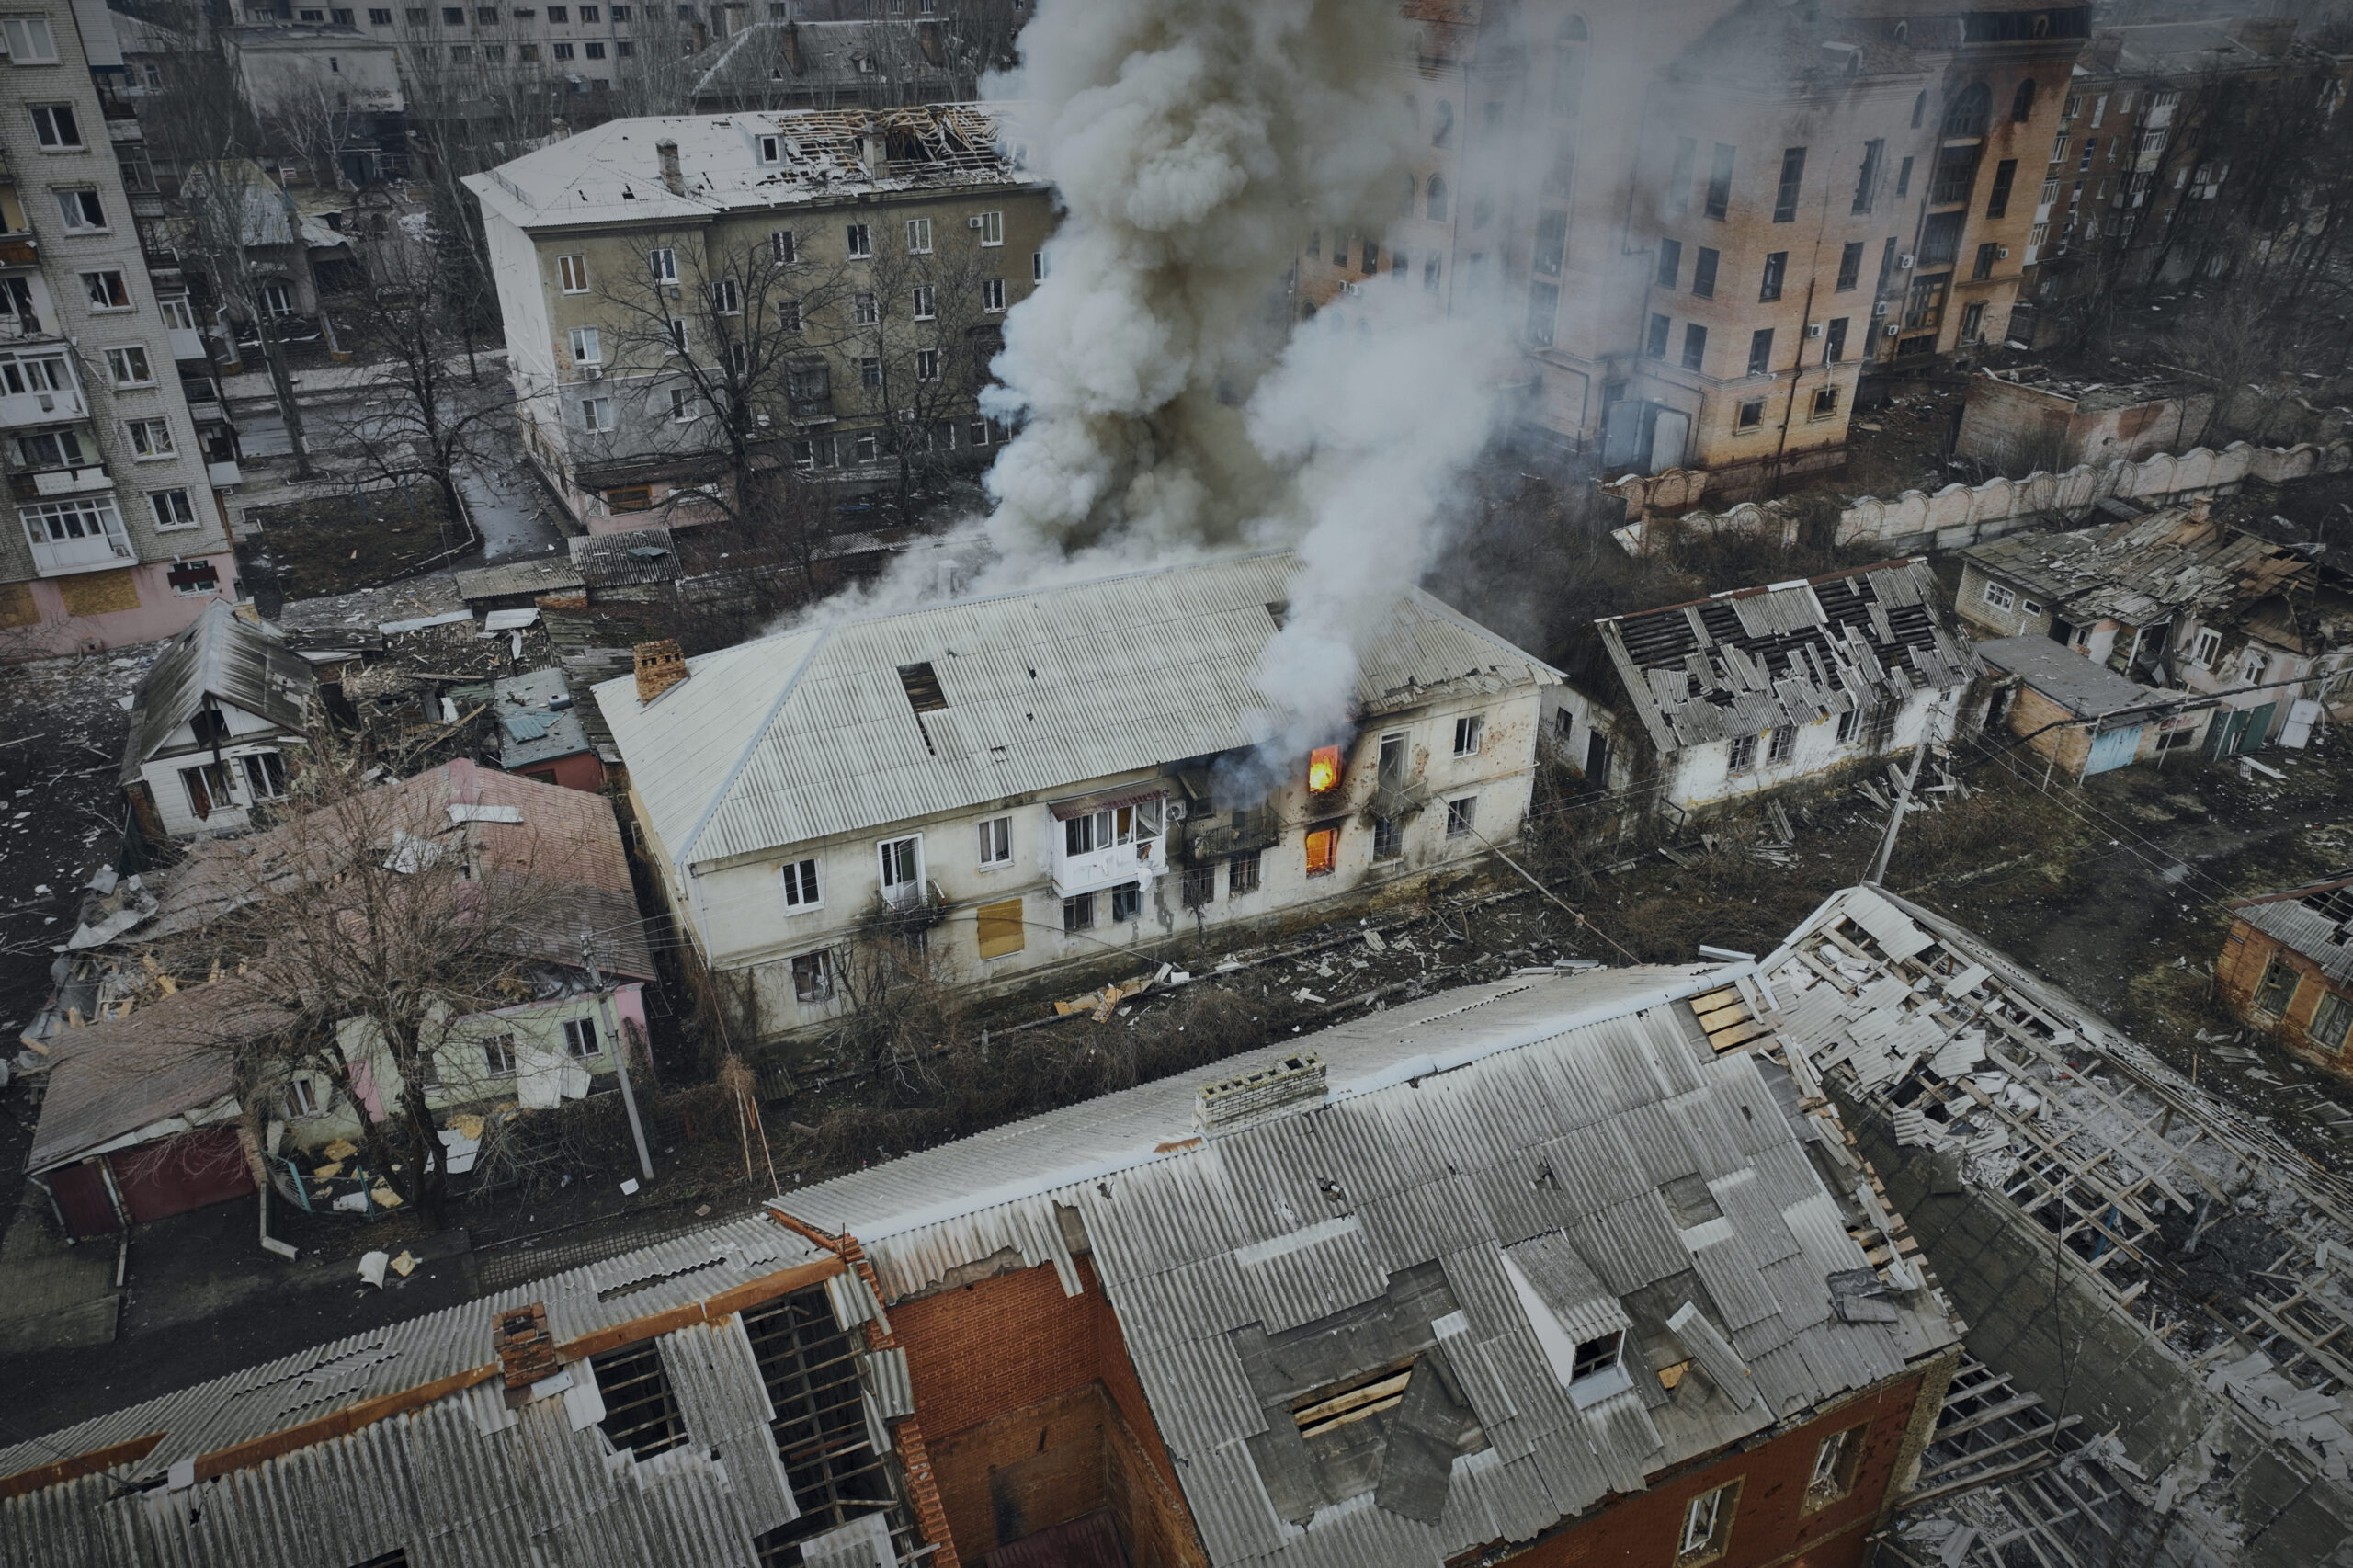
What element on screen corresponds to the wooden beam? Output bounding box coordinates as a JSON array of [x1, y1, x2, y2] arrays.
[[0, 1432, 165, 1501]]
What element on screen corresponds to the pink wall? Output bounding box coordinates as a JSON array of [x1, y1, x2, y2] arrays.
[[6, 554, 240, 660]]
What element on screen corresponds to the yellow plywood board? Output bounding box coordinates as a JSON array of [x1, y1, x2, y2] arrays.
[[0, 580, 36, 629], [57, 568, 140, 618]]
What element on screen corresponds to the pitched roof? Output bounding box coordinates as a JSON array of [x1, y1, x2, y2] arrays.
[[2233, 877, 2353, 987], [596, 551, 1563, 869], [1962, 510, 2313, 631], [570, 525, 680, 587], [464, 103, 1030, 230], [28, 979, 287, 1171], [1974, 634, 2154, 718], [121, 601, 315, 780], [491, 666, 597, 770], [1597, 559, 1979, 753], [776, 963, 1959, 1562]]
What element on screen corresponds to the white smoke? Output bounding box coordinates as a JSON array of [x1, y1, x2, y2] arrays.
[[789, 0, 1515, 773]]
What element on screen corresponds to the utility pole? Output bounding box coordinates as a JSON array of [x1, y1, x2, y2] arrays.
[[582, 930, 654, 1184], [1867, 696, 1945, 886]]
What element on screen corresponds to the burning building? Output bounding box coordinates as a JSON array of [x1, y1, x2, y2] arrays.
[[594, 552, 1565, 1045]]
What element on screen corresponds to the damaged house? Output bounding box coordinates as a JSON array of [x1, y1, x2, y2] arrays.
[[1956, 506, 2349, 757], [26, 760, 654, 1237], [594, 552, 1563, 1041], [119, 601, 318, 839], [1595, 559, 1984, 820], [2219, 877, 2353, 1074], [1759, 885, 2353, 1565], [0, 961, 1970, 1568]]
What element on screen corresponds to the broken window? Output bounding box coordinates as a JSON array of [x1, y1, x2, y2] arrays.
[[563, 1017, 598, 1060], [1903, 274, 1948, 332], [1726, 734, 1757, 775], [1771, 146, 1805, 222], [1986, 158, 2018, 219], [2256, 954, 2302, 1017], [845, 223, 871, 258], [1929, 144, 1982, 205], [792, 950, 835, 1004], [1981, 579, 2017, 613], [1836, 709, 1859, 744], [976, 816, 1010, 867], [242, 752, 287, 801], [1677, 1479, 1740, 1563], [1538, 210, 1570, 278], [1304, 824, 1339, 878], [2310, 991, 2353, 1053], [1735, 398, 1764, 431], [1373, 817, 1403, 860], [180, 761, 233, 820], [1746, 328, 1774, 376], [1943, 80, 1992, 138], [287, 1075, 322, 1117], [1681, 324, 1707, 371], [1758, 250, 1786, 301], [483, 1035, 516, 1074], [975, 897, 1024, 959], [1453, 714, 1484, 756], [1824, 318, 1847, 363], [1667, 135, 1696, 215], [1526, 282, 1558, 347], [1291, 1358, 1415, 1439], [1836, 241, 1862, 291], [1570, 1329, 1621, 1381], [1704, 142, 1735, 219], [1895, 156, 1914, 198], [1654, 236, 1679, 288], [1644, 312, 1670, 358], [592, 1341, 688, 1459], [1767, 724, 1797, 764], [1062, 891, 1095, 930], [1445, 797, 1477, 838], [1803, 1422, 1869, 1509], [1229, 850, 1261, 895], [1109, 881, 1141, 922], [1182, 861, 1216, 908]]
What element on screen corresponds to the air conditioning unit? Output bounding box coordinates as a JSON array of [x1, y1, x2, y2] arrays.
[[967, 215, 984, 229], [1805, 323, 1824, 338], [1871, 301, 1889, 316], [1897, 254, 1915, 269], [1165, 800, 1188, 822], [577, 365, 602, 380], [1883, 323, 1902, 336], [1997, 246, 2011, 259]]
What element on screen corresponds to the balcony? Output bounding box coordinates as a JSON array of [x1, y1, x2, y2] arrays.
[[1183, 804, 1281, 862], [10, 465, 113, 500], [29, 529, 134, 576], [168, 326, 206, 361], [180, 376, 218, 406], [0, 233, 37, 267], [208, 460, 243, 488], [0, 312, 50, 340], [1053, 836, 1164, 901], [0, 385, 86, 427]]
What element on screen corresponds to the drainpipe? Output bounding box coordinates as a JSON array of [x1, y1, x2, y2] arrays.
[[1773, 278, 1820, 500], [97, 1156, 132, 1233], [28, 1173, 69, 1239]]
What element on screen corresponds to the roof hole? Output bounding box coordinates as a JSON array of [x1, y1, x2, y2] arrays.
[[897, 661, 947, 713]]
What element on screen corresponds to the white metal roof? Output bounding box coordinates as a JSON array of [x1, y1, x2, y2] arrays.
[[595, 552, 1563, 869]]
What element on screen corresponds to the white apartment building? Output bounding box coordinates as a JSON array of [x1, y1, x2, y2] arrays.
[[0, 1, 235, 655]]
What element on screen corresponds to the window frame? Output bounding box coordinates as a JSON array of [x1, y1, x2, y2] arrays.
[[1444, 796, 1477, 838], [791, 949, 835, 1004], [29, 101, 81, 148], [1452, 713, 1485, 756], [55, 187, 105, 232], [845, 222, 871, 259], [975, 210, 1004, 246], [103, 344, 153, 387], [150, 488, 199, 529], [976, 815, 1012, 868], [563, 1015, 600, 1060], [1677, 1479, 1742, 1565], [557, 253, 589, 293], [781, 856, 821, 910]]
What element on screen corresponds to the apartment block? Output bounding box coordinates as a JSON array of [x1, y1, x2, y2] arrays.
[[466, 104, 1051, 529], [0, 0, 236, 656], [1310, 1, 2086, 503]]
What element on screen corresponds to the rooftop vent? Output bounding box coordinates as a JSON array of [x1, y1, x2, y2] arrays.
[[655, 138, 682, 196], [1196, 1051, 1325, 1134], [897, 661, 947, 713]]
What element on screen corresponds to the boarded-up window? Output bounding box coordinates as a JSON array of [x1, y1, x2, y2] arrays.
[[0, 580, 35, 628], [975, 898, 1024, 960], [58, 567, 139, 617], [606, 486, 654, 512]]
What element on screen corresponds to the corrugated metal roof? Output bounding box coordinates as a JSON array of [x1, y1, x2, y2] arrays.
[[1962, 510, 2312, 632], [122, 602, 315, 781], [594, 553, 1562, 869], [768, 962, 1958, 1566], [28, 978, 282, 1170], [1595, 559, 1979, 754], [1975, 635, 2154, 718], [2232, 878, 2353, 986], [572, 527, 682, 588]]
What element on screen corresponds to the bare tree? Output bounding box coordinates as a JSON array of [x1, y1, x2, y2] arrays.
[[846, 222, 1005, 527]]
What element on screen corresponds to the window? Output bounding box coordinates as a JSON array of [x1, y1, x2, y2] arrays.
[[1372, 817, 1403, 860], [858, 356, 881, 390], [1304, 824, 1339, 878], [1423, 256, 1441, 291], [1229, 849, 1261, 895], [552, 40, 573, 57], [1727, 733, 1756, 774], [1704, 143, 1735, 219], [1903, 274, 1947, 332], [1745, 328, 1773, 376], [1805, 1424, 1869, 1510], [547, 3, 565, 15], [1735, 397, 1764, 431], [128, 418, 175, 459], [557, 254, 588, 293], [1643, 312, 1670, 358], [854, 291, 878, 325], [2189, 628, 2221, 667], [1426, 175, 1448, 221], [580, 397, 614, 432], [56, 188, 104, 231], [976, 816, 1011, 867], [1982, 579, 2016, 612], [1536, 210, 1568, 278], [2256, 954, 2301, 1017], [568, 326, 600, 366], [1931, 144, 1982, 206], [1894, 155, 1914, 199], [105, 346, 153, 386], [666, 386, 699, 421], [591, 1341, 688, 1459], [1810, 385, 1837, 420], [648, 247, 676, 282], [982, 277, 1005, 312], [1852, 139, 1882, 214], [287, 1075, 321, 1117], [1571, 1330, 1621, 1381], [1062, 891, 1096, 931], [1836, 709, 1859, 744], [1759, 250, 1786, 301], [712, 278, 740, 314], [158, 296, 196, 332], [1680, 324, 1707, 371], [615, 37, 631, 51], [1834, 240, 1863, 292], [1526, 282, 1558, 347], [1182, 859, 1218, 906], [791, 949, 835, 1003], [180, 760, 233, 819], [0, 17, 58, 62], [1986, 158, 2018, 218], [585, 40, 603, 56], [2011, 78, 2037, 124], [477, 4, 495, 17], [1944, 81, 1992, 139], [1771, 146, 1805, 222], [1768, 723, 1797, 763], [1445, 797, 1477, 838], [2311, 991, 2353, 1054], [369, 6, 392, 19], [1453, 713, 1484, 756], [563, 1016, 599, 1059], [2078, 138, 2096, 173], [961, 895, 1023, 960], [1678, 1481, 1740, 1564], [911, 283, 934, 320], [1032, 250, 1046, 283], [1109, 881, 1141, 922], [1691, 246, 1718, 299], [915, 348, 939, 382], [1828, 315, 1851, 362], [775, 856, 821, 909], [772, 229, 796, 264], [969, 418, 992, 447], [151, 489, 199, 529], [17, 429, 80, 469], [29, 103, 79, 148], [1969, 242, 1997, 283]]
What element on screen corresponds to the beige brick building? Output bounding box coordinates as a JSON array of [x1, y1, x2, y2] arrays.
[[466, 103, 1051, 531]]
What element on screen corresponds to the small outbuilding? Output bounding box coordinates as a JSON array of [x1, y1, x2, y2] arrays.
[[120, 601, 316, 838], [1975, 634, 2208, 778]]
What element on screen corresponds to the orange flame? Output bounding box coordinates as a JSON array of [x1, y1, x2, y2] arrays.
[[1307, 745, 1343, 794]]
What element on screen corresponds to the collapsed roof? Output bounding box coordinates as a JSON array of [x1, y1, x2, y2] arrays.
[[119, 601, 316, 781], [1597, 558, 1980, 753], [1962, 509, 2313, 633], [2233, 877, 2353, 987]]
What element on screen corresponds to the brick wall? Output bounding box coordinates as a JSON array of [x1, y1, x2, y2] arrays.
[[2220, 918, 2353, 1071], [2004, 683, 2097, 778]]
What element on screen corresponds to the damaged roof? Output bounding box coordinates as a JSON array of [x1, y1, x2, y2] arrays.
[[1596, 558, 1979, 754], [120, 602, 316, 780], [1963, 508, 2313, 631], [27, 979, 286, 1173], [490, 666, 598, 771], [775, 964, 1960, 1565], [571, 525, 680, 588], [596, 551, 1563, 870], [2233, 877, 2353, 987], [465, 103, 1032, 230], [1974, 635, 2154, 719]]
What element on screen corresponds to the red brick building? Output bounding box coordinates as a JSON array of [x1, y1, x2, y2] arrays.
[[2220, 878, 2353, 1069]]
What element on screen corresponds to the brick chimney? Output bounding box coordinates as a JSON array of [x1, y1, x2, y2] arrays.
[[494, 1302, 559, 1388], [778, 20, 803, 74], [655, 138, 683, 195], [859, 119, 889, 180], [1195, 1051, 1327, 1135], [634, 639, 688, 704]]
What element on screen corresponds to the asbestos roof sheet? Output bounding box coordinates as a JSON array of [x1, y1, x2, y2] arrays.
[[494, 666, 598, 770], [772, 962, 1958, 1566], [571, 526, 681, 588], [596, 551, 1562, 869], [1962, 510, 2313, 631], [1596, 559, 1979, 754], [122, 601, 316, 780], [2233, 878, 2353, 986], [454, 558, 587, 604], [27, 979, 284, 1170], [1974, 635, 2154, 719]]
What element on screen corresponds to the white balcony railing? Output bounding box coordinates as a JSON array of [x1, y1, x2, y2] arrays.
[[29, 529, 135, 576], [1052, 838, 1163, 901], [31, 465, 113, 497], [0, 385, 85, 428]]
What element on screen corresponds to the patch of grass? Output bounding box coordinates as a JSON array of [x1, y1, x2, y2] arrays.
[[247, 487, 466, 597]]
